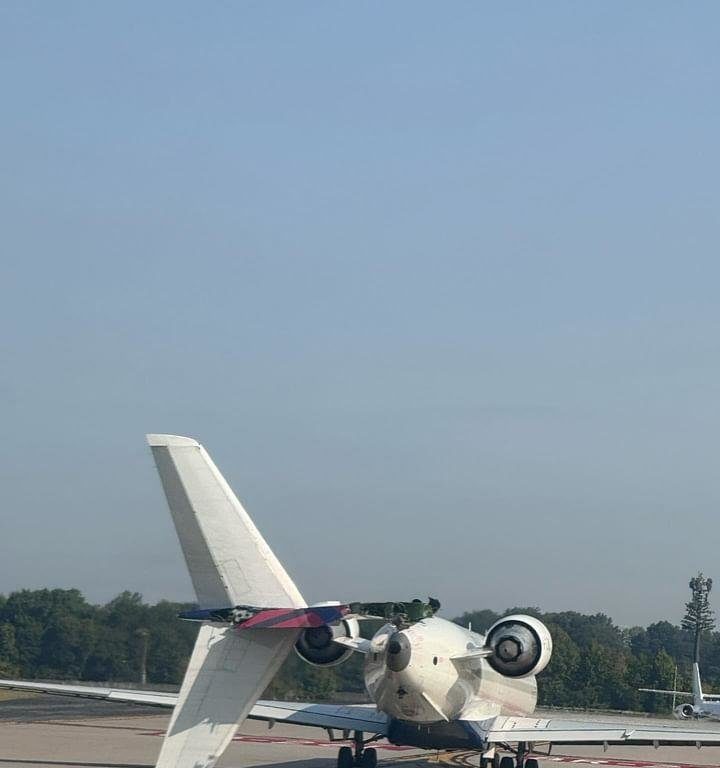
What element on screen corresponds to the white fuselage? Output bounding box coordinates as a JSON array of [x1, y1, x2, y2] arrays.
[[363, 616, 537, 724]]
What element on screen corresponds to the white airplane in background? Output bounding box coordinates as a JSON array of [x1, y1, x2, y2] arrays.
[[3, 435, 720, 768], [641, 662, 720, 721]]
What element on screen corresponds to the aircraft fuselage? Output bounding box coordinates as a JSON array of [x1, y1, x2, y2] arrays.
[[364, 616, 537, 724]]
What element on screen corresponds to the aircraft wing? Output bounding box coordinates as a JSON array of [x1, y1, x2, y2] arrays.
[[0, 678, 177, 707], [638, 687, 692, 697], [0, 678, 389, 734], [251, 700, 389, 733], [471, 714, 720, 747]]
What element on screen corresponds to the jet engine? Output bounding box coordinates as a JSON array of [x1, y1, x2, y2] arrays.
[[294, 617, 360, 667], [674, 703, 697, 719], [484, 614, 553, 678]]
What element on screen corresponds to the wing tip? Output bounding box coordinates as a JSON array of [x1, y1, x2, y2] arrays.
[[146, 434, 200, 448]]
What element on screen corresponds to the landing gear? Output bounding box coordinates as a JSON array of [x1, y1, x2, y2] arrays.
[[480, 748, 502, 768], [492, 743, 538, 768], [512, 741, 540, 768], [338, 746, 354, 768], [336, 731, 377, 768]]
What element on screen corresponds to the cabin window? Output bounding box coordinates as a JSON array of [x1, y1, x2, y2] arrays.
[[433, 656, 438, 665]]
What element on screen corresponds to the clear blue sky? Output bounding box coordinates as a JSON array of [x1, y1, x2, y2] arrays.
[[2, 2, 719, 626]]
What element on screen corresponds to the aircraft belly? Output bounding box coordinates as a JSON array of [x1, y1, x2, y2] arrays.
[[387, 718, 479, 749]]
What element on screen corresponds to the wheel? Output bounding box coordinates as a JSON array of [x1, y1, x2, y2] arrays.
[[360, 748, 377, 768], [525, 760, 539, 768], [338, 746, 354, 768], [499, 757, 514, 768], [480, 759, 488, 768], [492, 754, 501, 768]]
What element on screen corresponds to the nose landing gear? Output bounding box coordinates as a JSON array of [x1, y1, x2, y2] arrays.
[[337, 731, 378, 768]]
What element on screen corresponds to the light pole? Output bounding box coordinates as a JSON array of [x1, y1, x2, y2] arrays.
[[136, 628, 150, 686]]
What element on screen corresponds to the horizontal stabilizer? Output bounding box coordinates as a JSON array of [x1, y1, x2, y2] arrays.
[[238, 605, 347, 630], [178, 604, 349, 628], [348, 598, 440, 622]]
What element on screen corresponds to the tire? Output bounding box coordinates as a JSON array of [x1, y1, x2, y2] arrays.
[[499, 757, 515, 768], [338, 746, 354, 768], [492, 754, 502, 768], [525, 760, 539, 768], [361, 748, 378, 768]]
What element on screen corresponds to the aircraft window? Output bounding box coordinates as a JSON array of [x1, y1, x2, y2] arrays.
[[433, 656, 438, 665]]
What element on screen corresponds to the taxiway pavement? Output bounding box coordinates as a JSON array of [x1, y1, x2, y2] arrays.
[[2, 699, 720, 768]]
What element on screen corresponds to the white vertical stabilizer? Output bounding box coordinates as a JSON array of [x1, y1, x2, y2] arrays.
[[146, 434, 305, 768], [692, 663, 704, 704], [147, 433, 305, 609]]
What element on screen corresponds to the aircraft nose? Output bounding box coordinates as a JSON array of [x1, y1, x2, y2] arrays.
[[386, 631, 411, 672]]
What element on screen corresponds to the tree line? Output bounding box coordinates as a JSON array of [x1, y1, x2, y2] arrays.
[[0, 588, 717, 711]]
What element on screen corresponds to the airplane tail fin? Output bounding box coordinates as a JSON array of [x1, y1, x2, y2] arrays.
[[147, 434, 305, 609], [147, 435, 306, 768], [692, 662, 704, 704]]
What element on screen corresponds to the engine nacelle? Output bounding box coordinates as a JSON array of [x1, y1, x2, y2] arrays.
[[294, 617, 360, 667], [674, 703, 697, 719], [484, 614, 553, 678]]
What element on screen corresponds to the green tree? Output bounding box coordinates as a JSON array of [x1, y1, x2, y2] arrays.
[[537, 624, 580, 707], [36, 615, 96, 679], [631, 620, 692, 661], [453, 609, 499, 633], [575, 641, 630, 709], [0, 623, 19, 676]]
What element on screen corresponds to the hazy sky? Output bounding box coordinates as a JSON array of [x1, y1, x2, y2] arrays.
[[2, 2, 720, 628]]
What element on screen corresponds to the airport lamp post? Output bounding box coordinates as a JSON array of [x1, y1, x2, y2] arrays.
[[682, 573, 715, 665], [136, 628, 150, 686]]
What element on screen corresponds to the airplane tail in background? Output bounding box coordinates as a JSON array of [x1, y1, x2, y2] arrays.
[[692, 662, 704, 705], [146, 434, 306, 768]]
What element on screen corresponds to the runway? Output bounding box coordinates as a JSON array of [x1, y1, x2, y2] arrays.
[[2, 699, 720, 768]]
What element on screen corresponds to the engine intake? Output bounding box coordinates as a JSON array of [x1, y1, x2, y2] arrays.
[[674, 703, 696, 719], [294, 617, 360, 667], [484, 614, 552, 678]]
